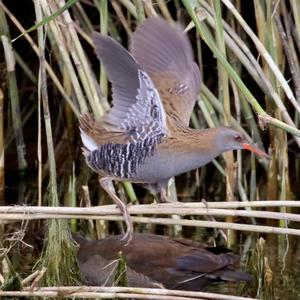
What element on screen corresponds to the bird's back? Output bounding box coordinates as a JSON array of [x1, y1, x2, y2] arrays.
[[75, 233, 253, 291]]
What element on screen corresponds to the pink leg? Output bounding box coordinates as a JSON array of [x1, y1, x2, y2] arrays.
[[160, 187, 171, 203], [99, 178, 133, 243]]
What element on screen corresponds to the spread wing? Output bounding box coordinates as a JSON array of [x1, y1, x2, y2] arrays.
[[130, 17, 201, 126], [92, 32, 167, 139]]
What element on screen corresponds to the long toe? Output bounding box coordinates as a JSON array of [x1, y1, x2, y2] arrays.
[[121, 225, 133, 244], [160, 190, 173, 203], [120, 207, 134, 244], [121, 221, 133, 244], [99, 178, 134, 244]]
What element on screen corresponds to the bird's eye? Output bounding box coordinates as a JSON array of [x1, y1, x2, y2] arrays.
[[234, 135, 242, 142]]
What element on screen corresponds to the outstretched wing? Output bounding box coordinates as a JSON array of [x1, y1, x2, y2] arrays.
[[92, 33, 167, 138], [130, 17, 201, 126]]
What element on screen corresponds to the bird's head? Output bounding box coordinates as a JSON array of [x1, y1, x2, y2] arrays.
[[218, 127, 270, 159]]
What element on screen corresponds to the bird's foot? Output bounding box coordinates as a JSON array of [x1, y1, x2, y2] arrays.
[[119, 205, 133, 244], [160, 188, 173, 203], [99, 178, 134, 244]]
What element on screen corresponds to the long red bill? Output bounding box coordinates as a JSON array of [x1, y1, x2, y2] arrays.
[[242, 143, 270, 159]]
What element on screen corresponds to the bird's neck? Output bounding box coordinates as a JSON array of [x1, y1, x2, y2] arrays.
[[163, 127, 224, 174], [176, 126, 223, 153]]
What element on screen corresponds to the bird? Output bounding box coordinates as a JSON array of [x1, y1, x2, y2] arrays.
[[74, 233, 253, 292], [80, 17, 269, 241]]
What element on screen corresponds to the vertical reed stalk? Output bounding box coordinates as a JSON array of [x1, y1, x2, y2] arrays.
[[0, 2, 80, 116], [290, 0, 300, 53], [1, 33, 27, 171], [0, 88, 4, 257], [253, 1, 278, 222], [34, 0, 78, 286], [212, 0, 236, 246], [37, 71, 42, 206], [99, 0, 108, 97], [66, 164, 77, 232], [118, 0, 137, 18], [0, 88, 3, 194], [133, 0, 145, 23]]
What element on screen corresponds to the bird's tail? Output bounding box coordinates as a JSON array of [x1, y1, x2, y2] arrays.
[[79, 113, 105, 154]]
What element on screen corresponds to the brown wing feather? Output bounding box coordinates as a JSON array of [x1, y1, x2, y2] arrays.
[[79, 113, 130, 145], [151, 72, 200, 124], [131, 17, 201, 126]]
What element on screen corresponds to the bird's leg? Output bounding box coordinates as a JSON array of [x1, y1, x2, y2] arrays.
[[99, 178, 133, 243], [159, 178, 178, 203], [160, 187, 171, 203]]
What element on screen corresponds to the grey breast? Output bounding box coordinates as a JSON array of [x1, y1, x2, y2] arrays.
[[135, 147, 221, 183]]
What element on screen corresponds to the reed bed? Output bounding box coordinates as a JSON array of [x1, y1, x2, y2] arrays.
[[0, 0, 299, 299]]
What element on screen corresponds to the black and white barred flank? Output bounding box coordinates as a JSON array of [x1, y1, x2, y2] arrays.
[[86, 133, 165, 178]]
